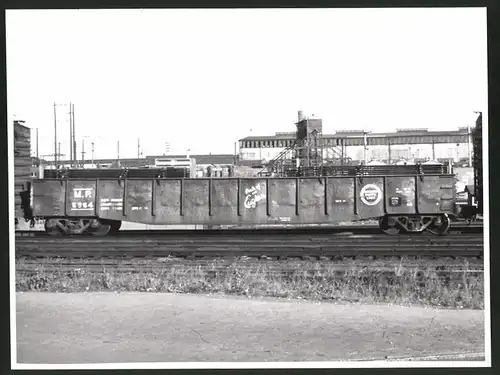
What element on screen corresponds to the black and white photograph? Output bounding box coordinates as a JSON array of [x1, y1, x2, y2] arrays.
[[8, 7, 490, 369]]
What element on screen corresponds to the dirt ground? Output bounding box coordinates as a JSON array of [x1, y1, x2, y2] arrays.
[[15, 292, 485, 364]]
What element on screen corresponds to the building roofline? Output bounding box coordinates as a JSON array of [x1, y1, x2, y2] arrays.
[[239, 129, 472, 142]]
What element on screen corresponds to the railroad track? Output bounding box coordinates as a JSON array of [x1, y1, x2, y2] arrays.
[[16, 257, 483, 281], [14, 221, 484, 238], [15, 232, 484, 260]]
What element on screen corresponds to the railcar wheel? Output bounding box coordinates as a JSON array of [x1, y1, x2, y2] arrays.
[[87, 219, 112, 236], [44, 218, 65, 236], [379, 216, 403, 235], [426, 214, 451, 236], [45, 218, 94, 236]]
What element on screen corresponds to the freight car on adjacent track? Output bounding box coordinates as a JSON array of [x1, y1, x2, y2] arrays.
[[13, 120, 33, 228]]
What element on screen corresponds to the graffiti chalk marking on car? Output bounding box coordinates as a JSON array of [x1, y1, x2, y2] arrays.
[[244, 185, 266, 209]]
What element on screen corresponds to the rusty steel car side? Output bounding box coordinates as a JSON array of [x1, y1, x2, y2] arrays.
[[32, 174, 455, 236]]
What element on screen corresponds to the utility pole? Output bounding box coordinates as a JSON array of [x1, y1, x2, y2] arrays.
[[58, 142, 61, 167], [53, 103, 58, 167], [81, 139, 86, 166], [91, 142, 95, 168], [363, 130, 369, 164], [72, 103, 77, 166], [36, 128, 39, 159], [340, 139, 344, 166], [137, 138, 140, 159], [69, 102, 73, 167], [467, 124, 472, 167]]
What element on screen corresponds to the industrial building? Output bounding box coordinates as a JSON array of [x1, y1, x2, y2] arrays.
[[28, 111, 475, 179], [237, 118, 473, 167]]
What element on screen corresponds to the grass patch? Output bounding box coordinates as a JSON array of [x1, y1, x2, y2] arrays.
[[16, 259, 484, 309]]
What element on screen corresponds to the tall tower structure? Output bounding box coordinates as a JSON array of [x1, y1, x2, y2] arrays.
[[295, 112, 324, 175]]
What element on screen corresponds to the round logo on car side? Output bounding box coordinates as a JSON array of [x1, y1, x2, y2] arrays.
[[360, 184, 382, 206]]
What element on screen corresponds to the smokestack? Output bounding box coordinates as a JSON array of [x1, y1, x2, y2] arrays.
[[298, 110, 305, 122]]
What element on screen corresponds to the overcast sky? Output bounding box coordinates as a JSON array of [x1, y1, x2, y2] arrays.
[[6, 8, 487, 160]]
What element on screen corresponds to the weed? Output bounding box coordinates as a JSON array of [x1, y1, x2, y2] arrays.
[[15, 259, 484, 309]]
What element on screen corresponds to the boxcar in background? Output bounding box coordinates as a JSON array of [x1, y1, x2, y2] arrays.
[[13, 120, 32, 225]]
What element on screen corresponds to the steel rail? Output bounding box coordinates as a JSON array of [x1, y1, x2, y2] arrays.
[[16, 260, 484, 279], [15, 233, 484, 260], [14, 222, 484, 238], [16, 257, 484, 266]]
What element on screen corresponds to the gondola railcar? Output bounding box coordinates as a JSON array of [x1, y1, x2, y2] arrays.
[[28, 164, 456, 236]]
